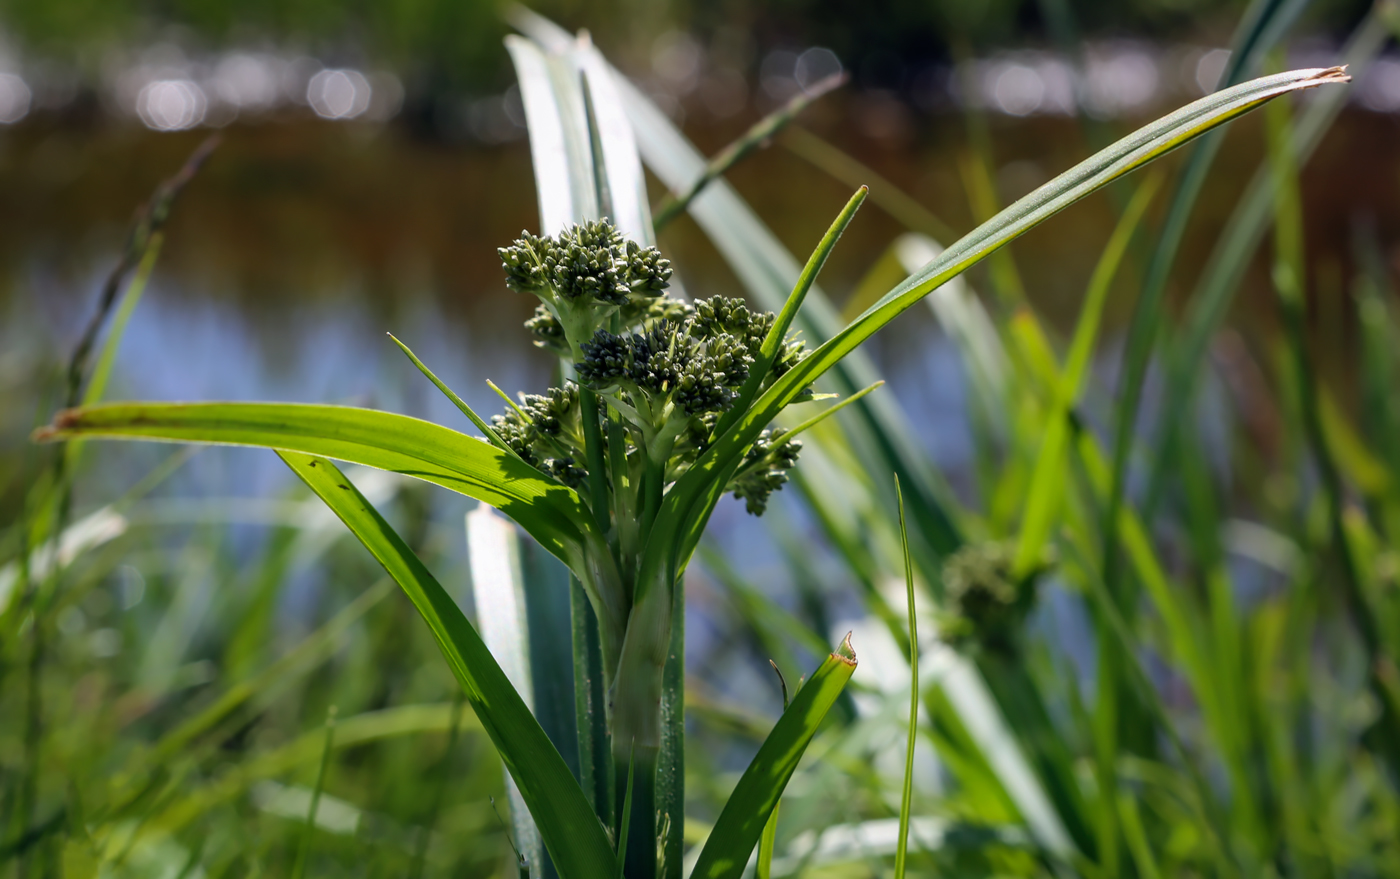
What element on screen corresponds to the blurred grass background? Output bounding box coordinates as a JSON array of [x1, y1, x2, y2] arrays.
[[5, 0, 1400, 875]]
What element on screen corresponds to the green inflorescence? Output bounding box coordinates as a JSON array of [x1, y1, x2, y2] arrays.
[[493, 218, 809, 518], [938, 541, 1041, 654]]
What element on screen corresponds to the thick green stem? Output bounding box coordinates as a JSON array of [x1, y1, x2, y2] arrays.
[[611, 573, 673, 763], [616, 745, 659, 879]]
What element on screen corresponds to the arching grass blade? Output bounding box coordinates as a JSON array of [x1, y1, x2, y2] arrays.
[[276, 452, 616, 879]]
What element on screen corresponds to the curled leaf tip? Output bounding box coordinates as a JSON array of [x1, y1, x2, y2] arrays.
[[834, 631, 857, 665]]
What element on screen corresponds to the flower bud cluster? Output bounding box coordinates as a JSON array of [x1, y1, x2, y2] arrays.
[[499, 219, 673, 352], [494, 219, 810, 516], [491, 385, 591, 490]]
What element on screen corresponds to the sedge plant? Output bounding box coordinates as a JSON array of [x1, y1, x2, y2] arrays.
[[34, 19, 1350, 876]]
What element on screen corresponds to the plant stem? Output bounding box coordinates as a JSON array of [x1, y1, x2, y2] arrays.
[[615, 745, 657, 879]]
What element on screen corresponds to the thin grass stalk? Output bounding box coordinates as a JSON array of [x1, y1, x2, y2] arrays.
[[13, 139, 216, 873], [408, 694, 467, 879], [651, 74, 845, 232], [893, 478, 918, 879], [292, 706, 337, 879]]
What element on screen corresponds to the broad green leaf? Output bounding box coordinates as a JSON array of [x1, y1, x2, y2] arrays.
[[688, 635, 857, 878], [35, 402, 609, 600], [278, 452, 616, 878]]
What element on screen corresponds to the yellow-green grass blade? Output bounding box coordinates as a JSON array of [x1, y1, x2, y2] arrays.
[[34, 401, 604, 587], [278, 452, 616, 878], [643, 66, 1349, 615], [688, 635, 858, 879], [1012, 171, 1161, 579], [138, 703, 481, 837], [781, 126, 956, 242]]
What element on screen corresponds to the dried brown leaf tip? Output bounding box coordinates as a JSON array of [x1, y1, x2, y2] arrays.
[[1305, 65, 1351, 86], [833, 631, 857, 666]]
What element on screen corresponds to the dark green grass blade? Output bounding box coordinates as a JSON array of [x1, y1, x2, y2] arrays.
[[1142, 8, 1389, 518], [1264, 89, 1400, 774], [36, 401, 602, 581], [277, 452, 615, 878], [688, 635, 858, 878], [1101, 0, 1309, 587], [290, 705, 336, 879], [144, 703, 481, 837], [615, 746, 635, 879], [715, 185, 869, 441]]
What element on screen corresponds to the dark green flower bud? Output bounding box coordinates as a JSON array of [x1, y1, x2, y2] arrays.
[[541, 456, 588, 490], [577, 330, 633, 387], [728, 428, 802, 515]]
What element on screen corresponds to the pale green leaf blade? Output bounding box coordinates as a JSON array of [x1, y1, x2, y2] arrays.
[[466, 505, 544, 873], [278, 451, 615, 879], [576, 45, 654, 245], [505, 34, 597, 234], [688, 636, 858, 879]]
